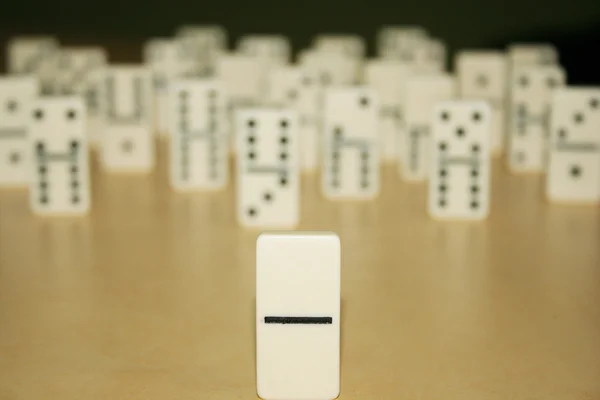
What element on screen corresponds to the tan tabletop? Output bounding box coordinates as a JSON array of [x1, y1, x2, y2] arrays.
[[0, 144, 599, 399]]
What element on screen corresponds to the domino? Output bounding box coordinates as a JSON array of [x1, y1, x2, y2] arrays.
[[144, 38, 190, 138], [238, 35, 291, 68], [546, 87, 600, 204], [175, 25, 227, 76], [414, 38, 447, 73], [508, 65, 566, 173], [216, 53, 266, 106], [364, 59, 413, 163], [266, 66, 322, 171], [299, 50, 360, 86], [456, 51, 508, 155], [236, 108, 300, 228], [28, 97, 90, 215], [169, 79, 229, 191], [256, 232, 340, 400], [322, 87, 380, 199], [402, 74, 455, 181], [0, 76, 38, 187], [376, 26, 428, 62], [99, 65, 155, 172], [7, 36, 59, 94], [53, 47, 107, 147], [428, 100, 492, 220], [508, 43, 558, 67], [313, 34, 365, 60]]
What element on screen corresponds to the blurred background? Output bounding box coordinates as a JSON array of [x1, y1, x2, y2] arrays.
[[1, 0, 599, 82]]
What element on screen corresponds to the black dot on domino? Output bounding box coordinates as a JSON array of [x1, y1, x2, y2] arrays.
[[70, 140, 79, 150], [6, 100, 17, 113], [247, 151, 256, 160], [72, 196, 80, 204], [71, 181, 79, 189], [280, 136, 288, 145], [247, 119, 256, 128], [280, 152, 288, 160], [519, 75, 529, 87], [66, 109, 77, 120], [279, 177, 288, 186], [438, 199, 446, 208], [440, 111, 450, 121], [455, 127, 466, 138], [359, 97, 369, 108], [280, 119, 289, 128], [590, 98, 599, 109], [247, 207, 257, 217], [263, 192, 273, 202], [472, 112, 482, 122], [471, 144, 480, 152], [40, 181, 47, 190], [9, 152, 20, 164], [573, 112, 584, 124], [247, 135, 256, 144], [439, 168, 447, 177], [71, 165, 78, 174], [471, 169, 479, 177], [438, 142, 447, 151], [361, 181, 369, 188], [471, 185, 479, 194], [558, 128, 567, 139], [40, 196, 48, 204], [36, 142, 45, 153], [470, 201, 479, 209], [570, 165, 582, 178], [33, 109, 44, 120], [439, 184, 447, 192]]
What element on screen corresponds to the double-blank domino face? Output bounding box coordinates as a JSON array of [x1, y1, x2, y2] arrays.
[[29, 98, 90, 215], [403, 74, 455, 181], [322, 87, 380, 199], [429, 101, 492, 220], [169, 79, 229, 191], [0, 76, 37, 186], [364, 60, 413, 163], [238, 35, 291, 67], [256, 232, 340, 400], [508, 65, 565, 172], [267, 66, 322, 171], [456, 51, 507, 154], [100, 66, 155, 172], [217, 54, 266, 105], [546, 88, 600, 203], [236, 109, 300, 228]]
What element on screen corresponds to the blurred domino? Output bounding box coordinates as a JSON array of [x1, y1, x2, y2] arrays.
[[7, 36, 59, 94], [402, 73, 455, 181], [29, 97, 90, 215], [238, 35, 291, 68], [169, 79, 229, 191], [546, 87, 600, 204], [313, 34, 365, 60], [428, 100, 492, 220], [236, 108, 300, 228], [256, 232, 340, 400], [508, 65, 565, 172], [216, 53, 266, 106], [322, 87, 380, 199], [456, 51, 507, 155], [0, 76, 38, 187], [508, 43, 558, 67], [100, 65, 155, 172]]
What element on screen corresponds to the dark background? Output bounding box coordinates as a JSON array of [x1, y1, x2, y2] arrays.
[[1, 0, 599, 82]]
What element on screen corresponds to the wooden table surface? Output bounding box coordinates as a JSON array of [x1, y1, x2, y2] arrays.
[[0, 143, 599, 400]]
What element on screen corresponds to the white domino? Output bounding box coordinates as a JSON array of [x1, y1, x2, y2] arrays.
[[256, 232, 340, 400], [508, 43, 558, 67], [0, 76, 38, 187], [322, 87, 380, 199], [313, 34, 365, 60], [402, 74, 455, 181], [364, 59, 413, 163], [456, 51, 508, 154], [428, 100, 492, 220], [100, 65, 155, 172], [414, 38, 447, 73], [377, 25, 428, 61], [216, 53, 266, 106], [546, 87, 600, 204], [236, 108, 300, 228], [29, 97, 90, 215], [175, 25, 227, 76], [7, 36, 59, 94], [144, 38, 190, 138], [169, 79, 229, 191], [266, 66, 322, 171], [238, 35, 291, 68], [508, 65, 566, 173], [299, 50, 360, 86]]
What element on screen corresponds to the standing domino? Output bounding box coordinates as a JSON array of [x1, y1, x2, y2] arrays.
[[7, 36, 59, 94], [238, 35, 291, 68], [100, 66, 155, 172], [313, 34, 365, 59], [169, 79, 229, 191], [236, 109, 300, 227], [456, 51, 507, 155], [322, 87, 380, 199], [256, 232, 341, 400], [546, 88, 600, 204], [267, 66, 322, 171], [0, 76, 38, 187], [429, 101, 492, 220], [508, 65, 565, 172], [29, 98, 90, 215], [508, 44, 558, 67], [364, 60, 413, 163], [402, 74, 455, 181]]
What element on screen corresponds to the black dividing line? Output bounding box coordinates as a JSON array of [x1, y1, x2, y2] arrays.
[[264, 316, 332, 324]]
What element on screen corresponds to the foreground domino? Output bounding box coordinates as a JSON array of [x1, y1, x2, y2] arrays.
[[256, 232, 341, 400], [429, 100, 492, 220], [169, 79, 229, 190], [29, 98, 90, 215], [236, 108, 300, 228], [0, 76, 38, 187], [546, 87, 600, 204]]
